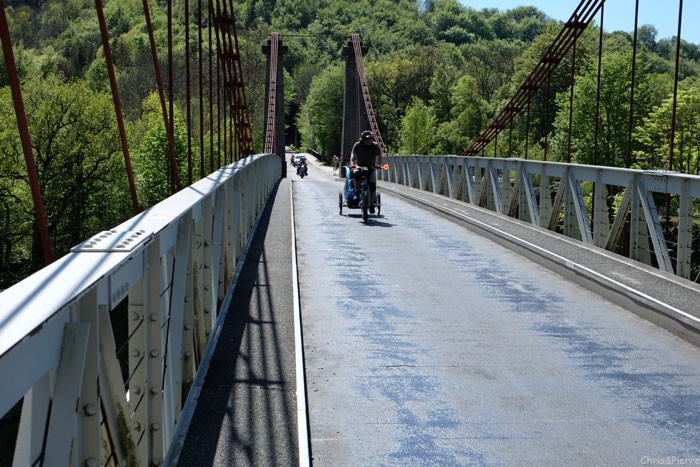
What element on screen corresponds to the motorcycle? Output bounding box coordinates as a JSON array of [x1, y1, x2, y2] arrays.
[[296, 162, 308, 178]]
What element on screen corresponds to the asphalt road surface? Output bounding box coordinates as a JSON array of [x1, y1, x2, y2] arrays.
[[293, 158, 700, 466]]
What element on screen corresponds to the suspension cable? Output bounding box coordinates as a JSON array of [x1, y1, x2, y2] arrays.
[[95, 0, 140, 214], [351, 33, 388, 157], [669, 0, 684, 172], [142, 0, 180, 192], [264, 32, 279, 154], [0, 0, 53, 264], [185, 0, 193, 184], [462, 0, 605, 156], [225, 0, 254, 158], [198, 0, 205, 177], [626, 0, 640, 168]]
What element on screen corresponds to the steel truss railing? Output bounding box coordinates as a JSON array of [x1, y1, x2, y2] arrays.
[[0, 154, 280, 467], [381, 156, 700, 281]]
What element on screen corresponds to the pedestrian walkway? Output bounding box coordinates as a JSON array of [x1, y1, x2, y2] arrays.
[[173, 177, 300, 466]]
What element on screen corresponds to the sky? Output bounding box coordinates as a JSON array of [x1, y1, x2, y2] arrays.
[[460, 0, 700, 45]]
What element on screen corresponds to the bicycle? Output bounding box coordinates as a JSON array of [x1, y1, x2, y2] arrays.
[[338, 164, 388, 224]]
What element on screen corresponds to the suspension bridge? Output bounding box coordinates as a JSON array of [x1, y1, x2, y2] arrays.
[[2, 0, 700, 465]]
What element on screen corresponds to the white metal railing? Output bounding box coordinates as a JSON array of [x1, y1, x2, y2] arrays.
[[0, 154, 280, 466], [381, 155, 700, 281]]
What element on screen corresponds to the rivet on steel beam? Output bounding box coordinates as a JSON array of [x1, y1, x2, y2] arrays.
[[132, 385, 142, 395], [151, 422, 161, 432], [184, 351, 192, 359], [132, 349, 141, 358], [151, 386, 160, 395], [84, 458, 98, 467], [150, 313, 158, 322], [152, 457, 163, 466], [184, 323, 192, 330], [204, 308, 210, 314], [83, 404, 97, 416], [204, 285, 210, 291], [131, 312, 140, 321], [150, 349, 159, 358], [132, 421, 142, 431]]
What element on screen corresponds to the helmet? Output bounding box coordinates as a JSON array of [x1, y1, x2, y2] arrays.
[[360, 130, 374, 141]]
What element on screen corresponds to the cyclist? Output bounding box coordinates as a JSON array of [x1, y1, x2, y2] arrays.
[[350, 130, 383, 213]]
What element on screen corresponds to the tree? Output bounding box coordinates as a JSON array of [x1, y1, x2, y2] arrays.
[[0, 75, 131, 282], [549, 50, 670, 167], [461, 39, 521, 104], [635, 86, 700, 174], [435, 74, 488, 154], [399, 97, 437, 154], [133, 92, 189, 208], [296, 64, 344, 158]]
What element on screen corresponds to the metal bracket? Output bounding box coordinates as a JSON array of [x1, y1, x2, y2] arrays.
[[71, 229, 150, 253]]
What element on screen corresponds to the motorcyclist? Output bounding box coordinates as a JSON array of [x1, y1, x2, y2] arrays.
[[350, 130, 383, 213], [296, 158, 308, 177]]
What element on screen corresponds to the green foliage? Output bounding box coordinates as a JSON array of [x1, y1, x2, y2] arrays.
[[399, 97, 436, 154], [549, 50, 671, 167], [297, 64, 343, 157], [635, 86, 700, 173], [434, 74, 488, 154], [134, 92, 189, 208], [0, 75, 132, 283], [5, 0, 700, 288]]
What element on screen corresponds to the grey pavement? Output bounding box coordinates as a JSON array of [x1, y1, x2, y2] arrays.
[[294, 161, 700, 466]]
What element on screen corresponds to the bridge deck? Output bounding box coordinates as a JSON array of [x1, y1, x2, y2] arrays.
[[174, 157, 700, 466]]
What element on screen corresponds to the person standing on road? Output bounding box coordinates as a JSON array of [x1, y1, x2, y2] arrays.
[[350, 130, 383, 213], [332, 155, 340, 175]]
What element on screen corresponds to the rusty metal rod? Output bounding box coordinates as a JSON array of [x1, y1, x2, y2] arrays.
[[593, 3, 604, 165], [669, 0, 683, 172], [208, 0, 214, 171], [626, 0, 640, 168], [185, 0, 193, 184], [0, 0, 53, 264], [143, 0, 180, 191], [215, 4, 221, 167], [168, 0, 174, 184], [198, 0, 204, 177], [95, 0, 140, 214], [567, 35, 577, 164]]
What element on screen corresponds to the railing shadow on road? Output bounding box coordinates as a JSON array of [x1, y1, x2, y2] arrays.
[[173, 180, 299, 466]]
